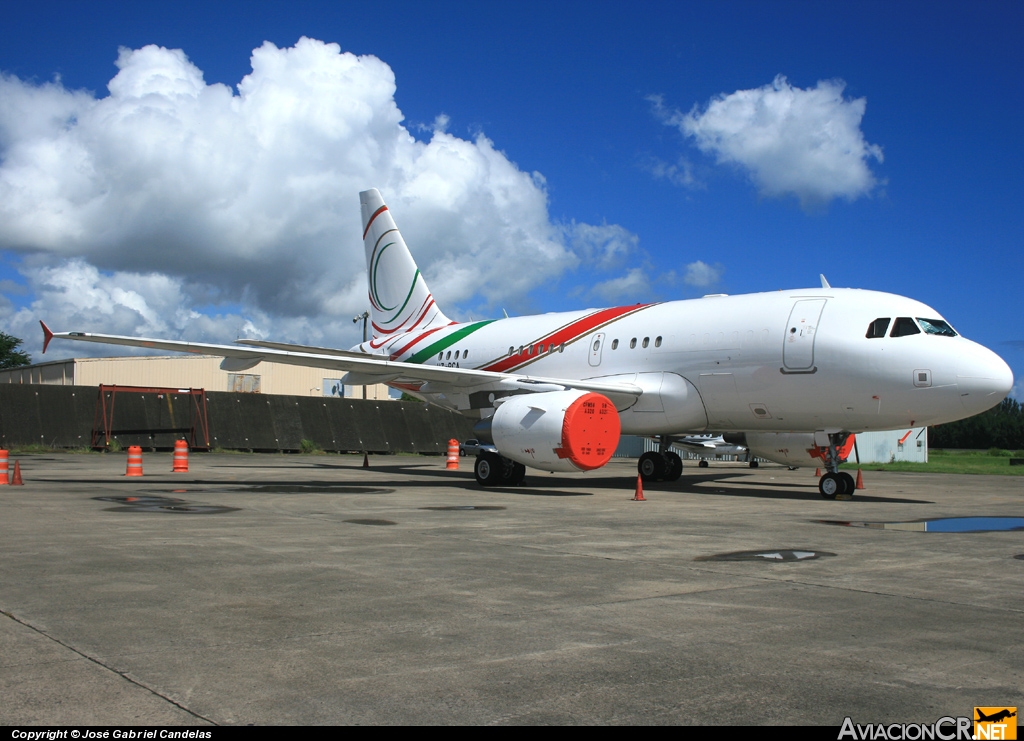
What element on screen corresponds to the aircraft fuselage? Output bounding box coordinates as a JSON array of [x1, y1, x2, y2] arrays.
[[356, 287, 1011, 437]]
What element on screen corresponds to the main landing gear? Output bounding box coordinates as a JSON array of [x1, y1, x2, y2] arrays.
[[638, 437, 683, 483], [474, 452, 526, 487], [818, 433, 856, 500]]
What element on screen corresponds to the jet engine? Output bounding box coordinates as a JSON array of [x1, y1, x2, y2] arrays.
[[485, 390, 621, 473]]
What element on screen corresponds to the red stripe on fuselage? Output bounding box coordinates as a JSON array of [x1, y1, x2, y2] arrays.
[[482, 304, 652, 373], [363, 205, 388, 239]]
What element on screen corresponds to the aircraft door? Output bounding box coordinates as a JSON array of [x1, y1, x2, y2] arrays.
[[588, 332, 606, 367], [783, 299, 826, 371]]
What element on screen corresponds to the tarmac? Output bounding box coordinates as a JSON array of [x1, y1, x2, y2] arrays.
[[1, 452, 1021, 726]]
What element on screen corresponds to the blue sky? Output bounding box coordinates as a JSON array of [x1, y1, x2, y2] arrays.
[[1, 0, 1021, 394]]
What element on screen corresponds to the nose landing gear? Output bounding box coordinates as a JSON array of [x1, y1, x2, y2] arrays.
[[818, 434, 855, 499]]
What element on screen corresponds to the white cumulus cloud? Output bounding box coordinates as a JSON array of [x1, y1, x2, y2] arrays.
[[683, 260, 723, 287], [652, 76, 883, 210], [0, 38, 639, 355]]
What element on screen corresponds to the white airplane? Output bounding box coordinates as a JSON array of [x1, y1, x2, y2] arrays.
[[673, 434, 752, 468], [42, 188, 1013, 498]]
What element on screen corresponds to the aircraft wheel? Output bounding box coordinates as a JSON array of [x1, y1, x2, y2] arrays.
[[475, 453, 504, 486], [639, 451, 666, 482], [506, 462, 527, 486], [839, 471, 856, 497], [698, 459, 709, 468], [818, 472, 847, 500], [663, 452, 683, 482], [749, 460, 759, 468]]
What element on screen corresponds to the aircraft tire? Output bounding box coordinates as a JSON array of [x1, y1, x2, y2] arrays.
[[639, 451, 666, 482], [818, 472, 847, 500], [839, 471, 856, 497], [506, 462, 527, 486], [749, 460, 759, 468], [698, 459, 709, 468], [663, 452, 683, 482], [475, 453, 505, 486]]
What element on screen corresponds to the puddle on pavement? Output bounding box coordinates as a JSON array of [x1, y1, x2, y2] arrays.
[[107, 504, 241, 514], [95, 496, 186, 506], [696, 549, 835, 562], [419, 505, 507, 511], [816, 517, 1024, 533], [343, 518, 397, 526]]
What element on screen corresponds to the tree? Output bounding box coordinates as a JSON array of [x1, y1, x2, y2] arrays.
[[929, 398, 1024, 450], [0, 332, 32, 369]]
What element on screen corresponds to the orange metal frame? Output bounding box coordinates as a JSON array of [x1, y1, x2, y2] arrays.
[[91, 385, 210, 450]]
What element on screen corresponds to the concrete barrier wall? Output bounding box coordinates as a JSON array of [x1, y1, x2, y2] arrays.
[[0, 385, 474, 453]]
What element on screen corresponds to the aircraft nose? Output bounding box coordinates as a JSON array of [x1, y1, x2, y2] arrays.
[[957, 344, 1014, 416]]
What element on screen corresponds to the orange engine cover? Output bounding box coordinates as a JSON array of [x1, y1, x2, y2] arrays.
[[491, 389, 621, 473]]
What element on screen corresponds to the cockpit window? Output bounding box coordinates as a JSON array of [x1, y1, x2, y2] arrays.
[[866, 318, 891, 338], [890, 317, 921, 337], [917, 318, 957, 337]]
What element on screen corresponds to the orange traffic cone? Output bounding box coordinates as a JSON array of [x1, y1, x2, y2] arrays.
[[445, 439, 459, 470], [0, 449, 8, 485], [855, 469, 865, 490], [125, 445, 143, 477], [172, 440, 189, 472], [632, 474, 646, 501], [814, 467, 821, 477], [362, 452, 369, 468], [10, 460, 23, 485]]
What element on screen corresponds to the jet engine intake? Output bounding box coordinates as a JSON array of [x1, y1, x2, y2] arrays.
[[490, 390, 621, 473]]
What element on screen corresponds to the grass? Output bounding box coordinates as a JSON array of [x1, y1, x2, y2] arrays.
[[4, 443, 97, 454], [842, 448, 1024, 476]]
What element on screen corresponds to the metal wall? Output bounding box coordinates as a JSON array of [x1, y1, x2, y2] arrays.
[[0, 385, 473, 453]]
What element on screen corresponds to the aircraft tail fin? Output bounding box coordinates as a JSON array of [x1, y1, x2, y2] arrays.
[[360, 189, 451, 341]]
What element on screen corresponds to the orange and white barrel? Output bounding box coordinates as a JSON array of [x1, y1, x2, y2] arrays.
[[446, 439, 460, 470], [0, 449, 8, 485], [172, 440, 189, 472], [125, 445, 144, 477]]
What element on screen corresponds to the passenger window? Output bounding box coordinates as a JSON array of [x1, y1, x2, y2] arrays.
[[446, 351, 451, 360], [463, 350, 468, 359], [630, 338, 637, 349], [655, 336, 662, 347], [438, 352, 443, 360], [537, 344, 545, 354], [559, 343, 565, 352], [611, 339, 618, 350], [917, 318, 957, 337], [526, 345, 532, 356], [890, 317, 921, 337], [866, 318, 891, 338], [642, 337, 649, 348], [509, 346, 514, 356]]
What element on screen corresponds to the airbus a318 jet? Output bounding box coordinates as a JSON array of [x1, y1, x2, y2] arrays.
[[42, 189, 1013, 498]]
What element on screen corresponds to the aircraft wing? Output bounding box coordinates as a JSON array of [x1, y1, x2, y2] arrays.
[[41, 324, 644, 402], [674, 439, 719, 449]]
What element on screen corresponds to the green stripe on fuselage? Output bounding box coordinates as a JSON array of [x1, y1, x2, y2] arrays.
[[405, 320, 497, 364]]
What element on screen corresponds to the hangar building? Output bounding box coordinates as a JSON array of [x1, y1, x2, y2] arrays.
[[0, 355, 393, 400]]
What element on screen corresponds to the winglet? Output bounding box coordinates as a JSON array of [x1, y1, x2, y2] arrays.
[[819, 274, 831, 289], [40, 320, 54, 354]]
